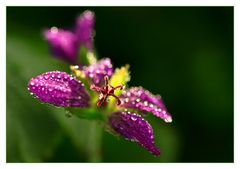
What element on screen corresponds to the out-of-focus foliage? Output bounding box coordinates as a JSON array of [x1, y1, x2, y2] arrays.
[[6, 7, 233, 162]]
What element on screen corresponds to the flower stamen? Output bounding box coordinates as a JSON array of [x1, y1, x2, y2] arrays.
[[90, 75, 124, 107]]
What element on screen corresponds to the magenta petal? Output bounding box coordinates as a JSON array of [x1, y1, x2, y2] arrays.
[[44, 28, 79, 64], [82, 58, 113, 86], [76, 10, 95, 50], [120, 87, 172, 123], [28, 71, 89, 107], [109, 112, 160, 156]]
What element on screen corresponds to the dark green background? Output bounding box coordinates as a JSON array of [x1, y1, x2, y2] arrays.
[[6, 7, 233, 162]]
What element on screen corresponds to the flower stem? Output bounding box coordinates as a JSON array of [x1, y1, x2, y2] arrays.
[[86, 121, 102, 162]]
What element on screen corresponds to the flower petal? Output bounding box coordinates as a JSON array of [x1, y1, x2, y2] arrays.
[[120, 87, 172, 123], [44, 27, 79, 64], [76, 10, 95, 50], [83, 58, 113, 86], [28, 71, 89, 107], [109, 111, 160, 156]]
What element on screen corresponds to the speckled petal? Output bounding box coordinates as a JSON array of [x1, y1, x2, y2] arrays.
[[76, 10, 95, 50], [120, 87, 172, 123], [28, 71, 89, 107], [109, 112, 160, 156], [82, 58, 113, 86], [44, 27, 79, 64]]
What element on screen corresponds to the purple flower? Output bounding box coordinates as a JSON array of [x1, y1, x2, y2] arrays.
[[76, 10, 95, 50], [89, 74, 170, 155], [44, 10, 95, 64], [82, 58, 113, 86], [28, 71, 89, 107], [120, 87, 172, 123], [29, 12, 172, 157], [44, 27, 79, 64], [109, 112, 160, 156], [28, 57, 171, 156]]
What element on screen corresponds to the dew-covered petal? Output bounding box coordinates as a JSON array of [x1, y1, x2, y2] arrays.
[[120, 87, 172, 123], [44, 27, 79, 64], [82, 58, 113, 86], [109, 112, 160, 156], [76, 10, 95, 50], [28, 71, 90, 107]]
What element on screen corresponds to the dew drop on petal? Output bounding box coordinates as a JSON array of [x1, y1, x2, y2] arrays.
[[131, 116, 137, 121], [164, 116, 172, 123], [144, 101, 148, 106]]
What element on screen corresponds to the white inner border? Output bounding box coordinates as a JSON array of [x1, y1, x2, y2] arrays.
[[1, 0, 238, 169]]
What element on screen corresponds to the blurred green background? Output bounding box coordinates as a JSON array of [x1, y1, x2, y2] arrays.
[[6, 7, 233, 162]]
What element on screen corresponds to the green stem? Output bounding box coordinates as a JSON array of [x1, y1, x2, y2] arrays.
[[86, 121, 102, 162], [64, 107, 104, 162]]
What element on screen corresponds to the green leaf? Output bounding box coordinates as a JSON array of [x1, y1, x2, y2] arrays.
[[7, 59, 62, 162]]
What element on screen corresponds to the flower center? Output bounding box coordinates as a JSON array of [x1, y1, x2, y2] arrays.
[[90, 76, 124, 107]]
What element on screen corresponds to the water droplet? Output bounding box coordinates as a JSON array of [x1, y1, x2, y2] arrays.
[[44, 75, 49, 80], [51, 26, 58, 33], [131, 116, 137, 121], [164, 116, 172, 123], [65, 110, 72, 118], [99, 93, 103, 99], [144, 101, 148, 106], [73, 65, 79, 69]]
